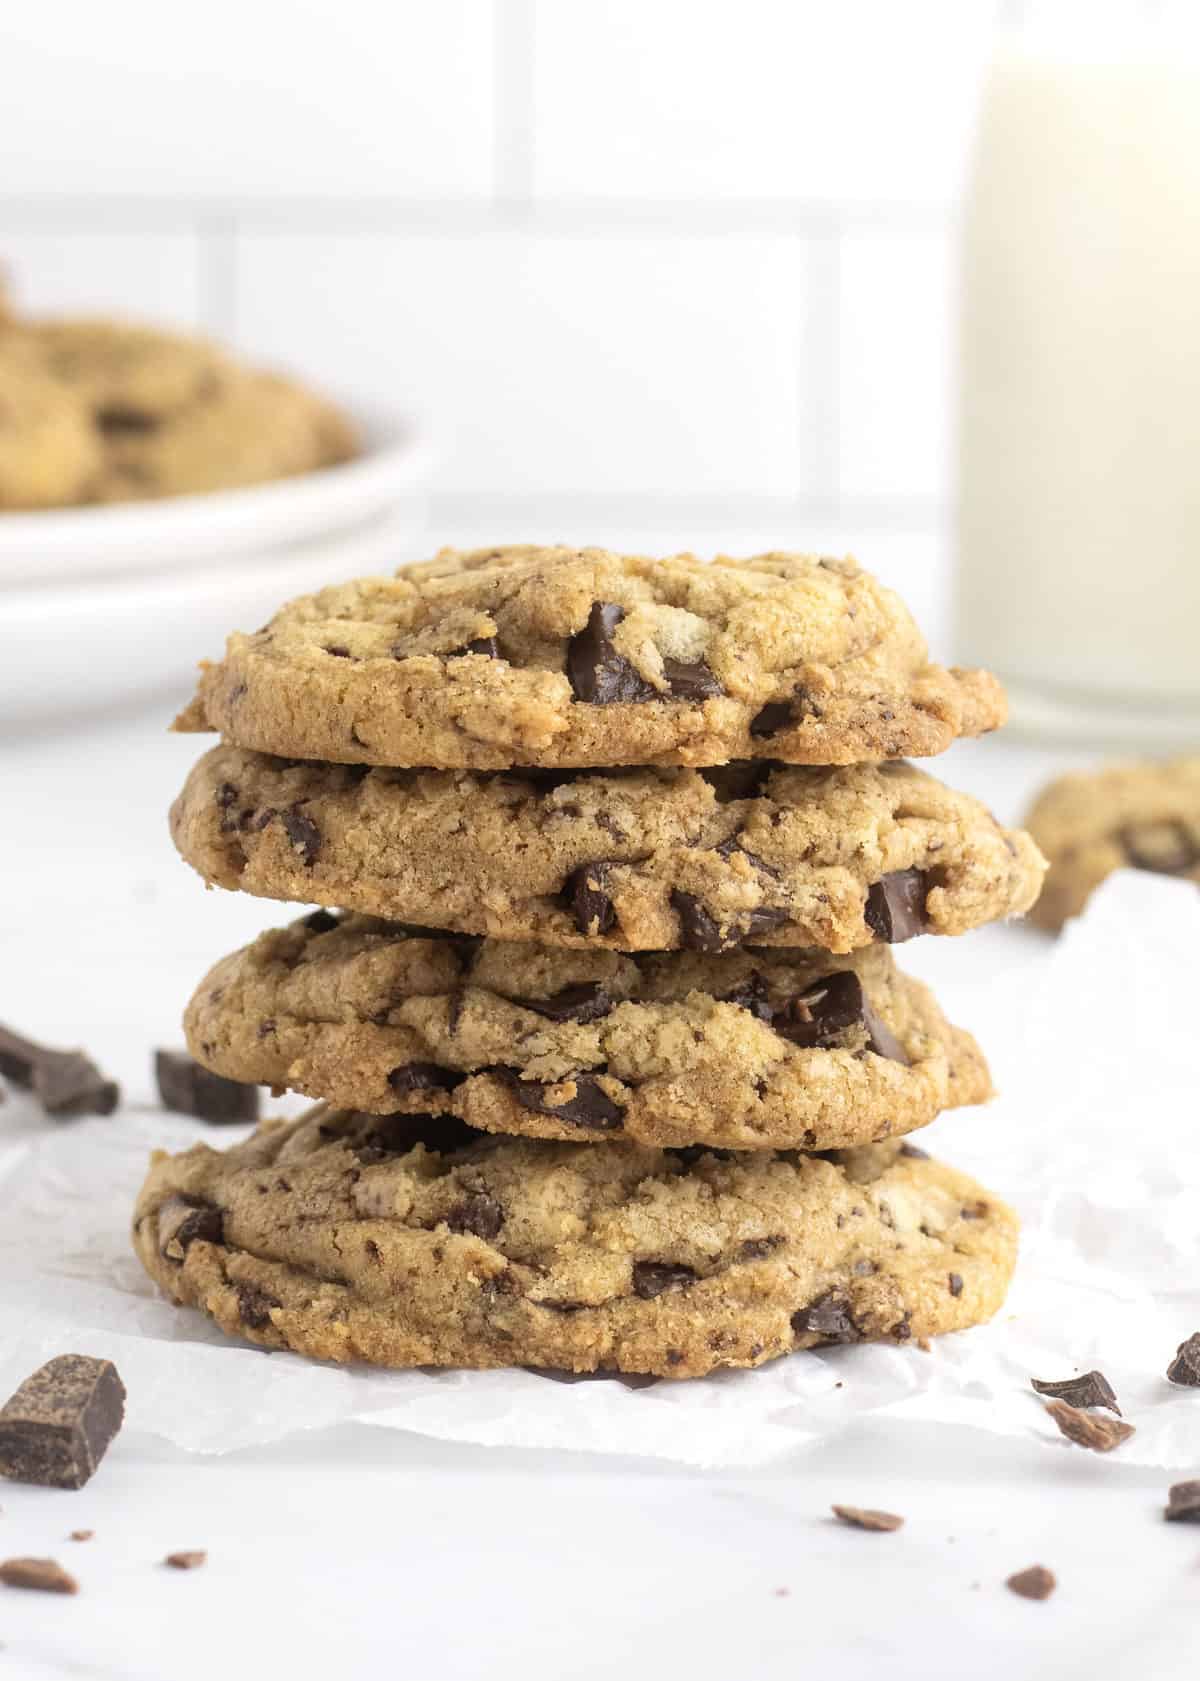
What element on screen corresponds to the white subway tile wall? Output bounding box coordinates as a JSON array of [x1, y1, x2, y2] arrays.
[[0, 0, 1000, 643]]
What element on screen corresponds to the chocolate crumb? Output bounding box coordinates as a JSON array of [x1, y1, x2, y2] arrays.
[[0, 1557, 78, 1594], [1006, 1565, 1056, 1601], [831, 1505, 904, 1533], [1032, 1371, 1121, 1414], [1164, 1480, 1200, 1523], [164, 1551, 207, 1570], [1044, 1398, 1135, 1452], [68, 1530, 94, 1543], [1166, 1333, 1200, 1386]]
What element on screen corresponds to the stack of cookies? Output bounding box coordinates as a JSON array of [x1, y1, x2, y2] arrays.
[[135, 547, 1044, 1379]]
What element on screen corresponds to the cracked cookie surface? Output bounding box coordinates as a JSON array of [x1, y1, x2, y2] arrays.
[[132, 1108, 1018, 1378], [1025, 757, 1200, 930], [174, 545, 1006, 769], [171, 747, 1045, 953], [184, 912, 991, 1151]]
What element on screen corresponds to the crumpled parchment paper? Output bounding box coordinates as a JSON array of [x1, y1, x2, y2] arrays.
[[1, 871, 1196, 1469]]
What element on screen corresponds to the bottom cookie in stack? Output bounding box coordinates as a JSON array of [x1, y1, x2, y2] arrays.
[[132, 1107, 1017, 1379]]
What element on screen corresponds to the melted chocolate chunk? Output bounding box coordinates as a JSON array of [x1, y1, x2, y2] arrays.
[[1166, 1332, 1200, 1386], [701, 762, 772, 802], [508, 1072, 625, 1131], [236, 1284, 280, 1330], [772, 971, 909, 1064], [670, 890, 790, 953], [97, 405, 158, 435], [456, 636, 500, 659], [445, 1193, 504, 1240], [566, 603, 657, 704], [564, 861, 618, 937], [864, 870, 928, 943], [1120, 821, 1199, 876], [324, 645, 353, 659], [632, 1260, 698, 1299], [1032, 1371, 1121, 1413], [280, 806, 321, 867], [387, 1063, 464, 1096], [0, 1356, 126, 1492], [521, 982, 615, 1025], [792, 1292, 861, 1343], [302, 909, 341, 934], [158, 1194, 225, 1259], [749, 690, 818, 738], [350, 1113, 482, 1161], [720, 972, 775, 1021], [660, 657, 723, 700], [155, 1050, 258, 1125], [947, 1271, 964, 1296], [1165, 1481, 1200, 1523]]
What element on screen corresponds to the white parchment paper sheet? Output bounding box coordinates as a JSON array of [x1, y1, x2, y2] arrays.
[[1, 872, 1196, 1469]]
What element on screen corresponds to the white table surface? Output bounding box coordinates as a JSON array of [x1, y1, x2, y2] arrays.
[[2, 702, 1186, 1681]]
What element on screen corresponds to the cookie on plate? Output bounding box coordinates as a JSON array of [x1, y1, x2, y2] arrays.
[[183, 912, 991, 1151], [0, 350, 102, 509], [18, 317, 230, 428], [1025, 757, 1200, 930], [173, 546, 1007, 770], [171, 748, 1046, 953], [132, 1107, 1018, 1377]]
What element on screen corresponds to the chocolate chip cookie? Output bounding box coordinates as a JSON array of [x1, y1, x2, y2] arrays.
[[1025, 757, 1200, 931], [0, 350, 102, 509], [171, 748, 1045, 953], [173, 546, 1007, 770], [132, 1107, 1018, 1378], [183, 912, 990, 1151]]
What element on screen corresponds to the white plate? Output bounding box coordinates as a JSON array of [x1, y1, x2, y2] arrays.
[[0, 403, 432, 723], [0, 405, 430, 588]]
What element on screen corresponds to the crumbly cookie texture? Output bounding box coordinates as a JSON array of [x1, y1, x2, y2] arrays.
[[171, 747, 1045, 953], [132, 1108, 1018, 1378], [173, 546, 1007, 770], [184, 913, 991, 1152], [0, 314, 357, 507], [1025, 757, 1200, 931]]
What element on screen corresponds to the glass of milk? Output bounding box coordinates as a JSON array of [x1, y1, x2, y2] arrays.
[[955, 2, 1200, 742]]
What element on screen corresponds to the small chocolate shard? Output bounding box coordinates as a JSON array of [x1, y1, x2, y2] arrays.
[[831, 1505, 904, 1533], [155, 1049, 259, 1125], [1120, 821, 1199, 876], [1031, 1371, 1121, 1414], [773, 971, 910, 1064], [164, 1550, 207, 1570], [670, 890, 790, 953], [566, 603, 657, 704], [0, 1023, 119, 1120], [445, 1193, 504, 1240], [0, 1356, 126, 1491], [632, 1260, 698, 1299], [158, 1194, 224, 1260], [1166, 1332, 1200, 1386], [520, 982, 614, 1025], [1165, 1480, 1200, 1523], [508, 1072, 625, 1131], [280, 806, 321, 867], [564, 861, 618, 937], [386, 1063, 464, 1096], [0, 1557, 79, 1594], [792, 1292, 860, 1343], [864, 870, 929, 943], [660, 657, 723, 700], [1044, 1398, 1135, 1452], [1007, 1565, 1056, 1601]]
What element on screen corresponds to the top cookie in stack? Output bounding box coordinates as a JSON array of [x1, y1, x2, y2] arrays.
[[136, 546, 1039, 1378]]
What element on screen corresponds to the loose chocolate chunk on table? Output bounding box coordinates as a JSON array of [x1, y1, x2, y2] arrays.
[[831, 1505, 904, 1533], [1031, 1370, 1121, 1414], [1043, 1398, 1135, 1453], [1165, 1481, 1200, 1523], [0, 1557, 79, 1594], [155, 1048, 259, 1125], [164, 1550, 207, 1570], [0, 1356, 126, 1490], [1166, 1332, 1200, 1386], [0, 1022, 119, 1119], [1006, 1565, 1056, 1601]]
